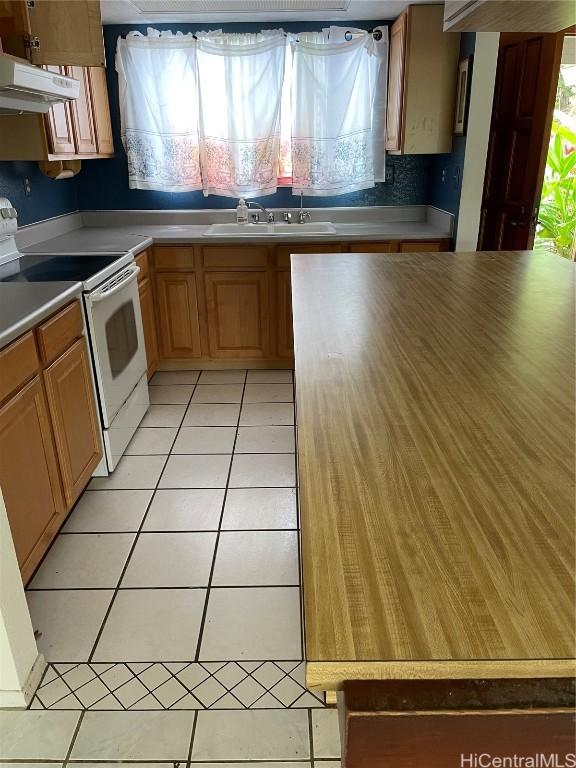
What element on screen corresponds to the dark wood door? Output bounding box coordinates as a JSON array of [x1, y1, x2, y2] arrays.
[[478, 33, 563, 250]]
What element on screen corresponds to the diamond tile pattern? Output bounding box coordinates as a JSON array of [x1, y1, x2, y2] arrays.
[[30, 661, 324, 710]]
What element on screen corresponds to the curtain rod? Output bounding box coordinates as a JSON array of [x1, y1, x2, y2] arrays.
[[189, 28, 383, 42]]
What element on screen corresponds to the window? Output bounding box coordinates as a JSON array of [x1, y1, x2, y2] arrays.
[[116, 26, 388, 197]]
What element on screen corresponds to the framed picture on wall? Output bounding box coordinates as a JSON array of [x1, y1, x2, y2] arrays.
[[454, 55, 473, 136]]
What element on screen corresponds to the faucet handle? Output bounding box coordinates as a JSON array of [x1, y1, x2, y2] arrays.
[[298, 210, 311, 224], [283, 212, 292, 223]]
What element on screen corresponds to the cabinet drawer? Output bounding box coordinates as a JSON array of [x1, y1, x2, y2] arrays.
[[276, 243, 339, 268], [153, 246, 195, 271], [0, 331, 40, 404], [36, 300, 84, 365], [399, 241, 446, 253], [345, 242, 399, 253], [202, 246, 269, 269], [135, 249, 150, 282]]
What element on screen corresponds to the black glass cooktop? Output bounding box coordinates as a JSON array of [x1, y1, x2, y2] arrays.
[[0, 254, 125, 284]]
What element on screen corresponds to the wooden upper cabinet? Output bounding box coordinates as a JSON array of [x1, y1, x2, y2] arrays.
[[89, 66, 114, 154], [0, 376, 65, 583], [0, 0, 105, 66], [386, 5, 461, 155], [43, 336, 102, 508], [68, 65, 97, 154], [155, 272, 203, 359], [43, 66, 76, 155], [443, 0, 575, 32], [385, 12, 407, 153], [204, 271, 269, 359]]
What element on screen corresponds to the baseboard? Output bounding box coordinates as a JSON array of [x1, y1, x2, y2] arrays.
[[158, 359, 294, 371], [0, 653, 46, 709]]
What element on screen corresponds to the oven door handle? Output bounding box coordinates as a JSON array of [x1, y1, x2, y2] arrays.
[[89, 265, 140, 304]]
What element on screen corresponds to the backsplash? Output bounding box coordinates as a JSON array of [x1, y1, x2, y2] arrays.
[[76, 21, 432, 212], [0, 161, 78, 226]]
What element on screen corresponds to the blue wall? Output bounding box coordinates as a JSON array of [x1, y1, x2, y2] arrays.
[[76, 21, 433, 211], [427, 32, 476, 233], [0, 161, 78, 226]]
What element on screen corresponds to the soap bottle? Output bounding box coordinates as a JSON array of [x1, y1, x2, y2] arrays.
[[236, 198, 249, 225]]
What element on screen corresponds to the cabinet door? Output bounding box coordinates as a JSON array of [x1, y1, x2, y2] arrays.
[[386, 11, 407, 152], [68, 66, 97, 155], [204, 271, 269, 359], [43, 337, 102, 509], [139, 277, 159, 379], [0, 376, 64, 582], [277, 271, 294, 360], [89, 66, 114, 155], [26, 0, 105, 66], [44, 66, 75, 156], [155, 272, 202, 358]]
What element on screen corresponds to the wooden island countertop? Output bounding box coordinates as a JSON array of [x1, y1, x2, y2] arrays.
[[291, 249, 575, 691]]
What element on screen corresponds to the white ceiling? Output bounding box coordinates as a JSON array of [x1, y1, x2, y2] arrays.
[[100, 0, 439, 24]]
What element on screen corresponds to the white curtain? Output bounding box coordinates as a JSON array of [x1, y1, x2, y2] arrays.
[[116, 29, 201, 192], [290, 27, 388, 196], [196, 30, 286, 197]]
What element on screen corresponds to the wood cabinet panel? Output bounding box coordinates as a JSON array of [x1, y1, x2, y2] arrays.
[[139, 277, 159, 379], [153, 247, 196, 271], [202, 246, 269, 269], [43, 337, 102, 509], [68, 65, 97, 155], [89, 66, 114, 155], [386, 5, 460, 155], [204, 271, 269, 359], [36, 300, 83, 365], [135, 249, 150, 283], [386, 11, 407, 152], [400, 240, 450, 252], [25, 0, 105, 66], [345, 242, 399, 253], [276, 270, 294, 360], [44, 66, 75, 156], [0, 375, 64, 582], [155, 272, 202, 358], [0, 330, 39, 404]]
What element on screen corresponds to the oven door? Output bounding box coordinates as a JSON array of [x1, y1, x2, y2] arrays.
[[85, 264, 147, 428]]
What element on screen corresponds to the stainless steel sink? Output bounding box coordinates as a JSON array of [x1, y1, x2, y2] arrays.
[[205, 222, 337, 237]]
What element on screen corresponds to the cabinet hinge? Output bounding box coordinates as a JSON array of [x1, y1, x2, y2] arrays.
[[24, 34, 40, 49]]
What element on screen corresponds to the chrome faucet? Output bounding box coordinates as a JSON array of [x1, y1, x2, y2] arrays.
[[247, 201, 275, 223], [297, 192, 311, 224]]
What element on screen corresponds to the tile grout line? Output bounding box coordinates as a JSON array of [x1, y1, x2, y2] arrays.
[[61, 708, 85, 767], [193, 369, 248, 662], [85, 375, 201, 663], [308, 708, 316, 767]]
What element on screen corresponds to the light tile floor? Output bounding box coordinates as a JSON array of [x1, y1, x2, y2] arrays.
[[6, 369, 341, 764]]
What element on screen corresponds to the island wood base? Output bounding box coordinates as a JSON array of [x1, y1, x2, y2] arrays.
[[338, 679, 576, 768]]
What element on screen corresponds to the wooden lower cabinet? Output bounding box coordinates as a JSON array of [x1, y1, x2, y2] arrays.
[[43, 337, 102, 509], [139, 277, 159, 379], [147, 239, 449, 363], [277, 271, 294, 359], [155, 272, 202, 358], [0, 376, 64, 582], [204, 271, 269, 359]]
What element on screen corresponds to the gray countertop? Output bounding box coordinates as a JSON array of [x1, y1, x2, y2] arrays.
[[20, 220, 451, 256], [0, 282, 83, 349]]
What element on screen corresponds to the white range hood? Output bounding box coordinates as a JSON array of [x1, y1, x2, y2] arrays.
[[0, 56, 79, 115]]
